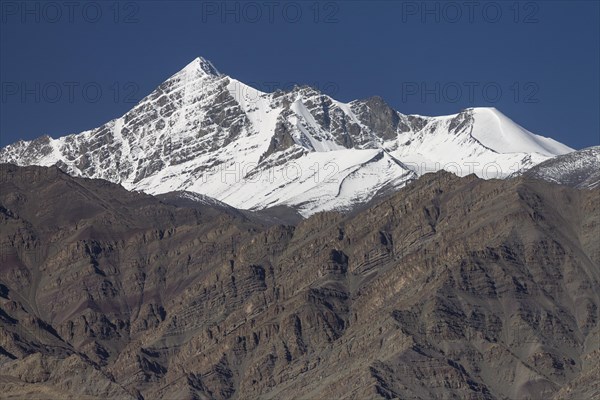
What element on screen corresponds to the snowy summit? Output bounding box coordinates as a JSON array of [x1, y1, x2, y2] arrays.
[[0, 57, 574, 216]]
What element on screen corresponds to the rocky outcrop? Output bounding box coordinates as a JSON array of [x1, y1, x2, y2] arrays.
[[517, 145, 600, 189], [0, 164, 598, 399]]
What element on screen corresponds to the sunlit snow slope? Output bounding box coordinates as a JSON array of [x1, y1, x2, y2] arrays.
[[0, 57, 575, 216]]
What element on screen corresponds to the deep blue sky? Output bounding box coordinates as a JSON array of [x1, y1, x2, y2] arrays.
[[1, 0, 599, 149]]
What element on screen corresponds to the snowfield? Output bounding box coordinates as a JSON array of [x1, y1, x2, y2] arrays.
[[0, 57, 576, 216]]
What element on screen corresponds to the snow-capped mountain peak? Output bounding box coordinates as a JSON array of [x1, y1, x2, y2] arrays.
[[182, 56, 222, 77], [465, 107, 573, 156], [0, 57, 576, 216]]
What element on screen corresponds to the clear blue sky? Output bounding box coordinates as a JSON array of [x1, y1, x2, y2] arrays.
[[1, 1, 598, 149]]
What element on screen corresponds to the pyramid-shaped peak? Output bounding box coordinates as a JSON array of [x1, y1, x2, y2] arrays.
[[181, 56, 221, 77]]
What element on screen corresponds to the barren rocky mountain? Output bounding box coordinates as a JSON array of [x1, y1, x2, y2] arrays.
[[0, 163, 598, 399]]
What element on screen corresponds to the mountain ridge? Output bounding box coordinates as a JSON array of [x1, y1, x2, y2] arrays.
[[517, 145, 600, 189], [0, 163, 598, 399], [0, 57, 574, 216]]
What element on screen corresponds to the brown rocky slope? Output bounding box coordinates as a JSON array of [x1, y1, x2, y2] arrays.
[[0, 163, 598, 399]]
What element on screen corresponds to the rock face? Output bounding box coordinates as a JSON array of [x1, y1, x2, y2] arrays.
[[0, 57, 573, 216], [518, 145, 600, 189], [0, 163, 598, 399]]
